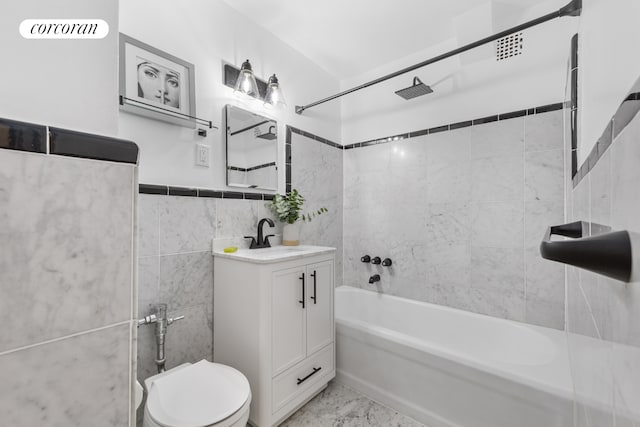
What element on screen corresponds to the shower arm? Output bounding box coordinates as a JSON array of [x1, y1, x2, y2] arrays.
[[294, 0, 581, 115]]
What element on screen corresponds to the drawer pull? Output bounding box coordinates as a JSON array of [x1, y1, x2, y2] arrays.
[[296, 366, 322, 385]]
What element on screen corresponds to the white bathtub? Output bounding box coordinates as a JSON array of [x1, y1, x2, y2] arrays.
[[335, 286, 574, 427]]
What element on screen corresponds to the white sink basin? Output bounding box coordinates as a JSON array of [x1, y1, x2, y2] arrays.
[[213, 245, 335, 264]]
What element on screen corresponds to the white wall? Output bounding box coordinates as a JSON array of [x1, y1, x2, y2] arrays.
[[118, 0, 341, 191], [578, 0, 640, 165], [0, 0, 118, 135], [340, 0, 578, 143]]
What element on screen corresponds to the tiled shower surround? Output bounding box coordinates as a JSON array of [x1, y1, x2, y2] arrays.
[[343, 109, 566, 329], [291, 131, 344, 288], [566, 100, 640, 425], [136, 109, 567, 408]]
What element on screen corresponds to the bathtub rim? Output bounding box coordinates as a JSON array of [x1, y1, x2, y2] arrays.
[[334, 285, 573, 401]]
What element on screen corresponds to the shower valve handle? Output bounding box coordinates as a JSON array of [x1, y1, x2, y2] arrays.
[[167, 315, 184, 325], [382, 258, 392, 267], [360, 255, 371, 263], [371, 256, 382, 265]]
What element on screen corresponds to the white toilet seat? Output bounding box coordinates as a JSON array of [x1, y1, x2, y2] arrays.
[[144, 360, 251, 427]]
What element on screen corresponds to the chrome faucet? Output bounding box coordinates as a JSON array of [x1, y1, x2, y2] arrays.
[[369, 274, 380, 284], [245, 217, 275, 249], [138, 303, 184, 373]]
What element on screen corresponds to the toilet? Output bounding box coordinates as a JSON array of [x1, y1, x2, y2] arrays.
[[143, 359, 251, 427]]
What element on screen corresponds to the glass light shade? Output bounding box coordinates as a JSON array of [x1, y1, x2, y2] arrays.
[[264, 74, 286, 108], [234, 59, 259, 99]]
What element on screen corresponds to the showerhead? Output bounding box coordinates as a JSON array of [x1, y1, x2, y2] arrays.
[[256, 125, 277, 140], [395, 77, 433, 100]]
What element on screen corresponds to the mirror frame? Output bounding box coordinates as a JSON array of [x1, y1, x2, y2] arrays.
[[224, 104, 278, 191]]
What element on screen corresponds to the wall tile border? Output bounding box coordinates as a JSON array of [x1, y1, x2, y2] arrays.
[[288, 126, 341, 149], [573, 85, 640, 186], [0, 117, 138, 164], [49, 127, 138, 164], [0, 118, 139, 164], [139, 184, 275, 200], [285, 126, 292, 193], [342, 102, 564, 150], [0, 117, 46, 153], [570, 34, 579, 179], [286, 125, 341, 193]]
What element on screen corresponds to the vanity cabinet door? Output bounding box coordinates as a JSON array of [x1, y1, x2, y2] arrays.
[[305, 261, 333, 355], [272, 266, 307, 375]]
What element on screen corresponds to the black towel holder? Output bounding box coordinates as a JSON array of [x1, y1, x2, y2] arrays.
[[539, 221, 633, 282]]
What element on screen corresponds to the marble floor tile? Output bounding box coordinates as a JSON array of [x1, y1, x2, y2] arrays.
[[278, 381, 424, 427]]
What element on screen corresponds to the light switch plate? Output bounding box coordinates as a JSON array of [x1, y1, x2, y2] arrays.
[[196, 144, 210, 167]]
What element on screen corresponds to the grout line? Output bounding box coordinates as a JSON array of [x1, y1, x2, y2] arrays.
[[157, 249, 212, 257], [131, 171, 138, 322], [128, 321, 133, 427], [577, 173, 601, 339], [577, 271, 602, 340], [0, 321, 132, 357], [522, 116, 528, 323], [563, 103, 570, 332], [155, 196, 161, 296]]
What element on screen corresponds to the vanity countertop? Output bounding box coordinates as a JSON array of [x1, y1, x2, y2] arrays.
[[213, 245, 335, 264]]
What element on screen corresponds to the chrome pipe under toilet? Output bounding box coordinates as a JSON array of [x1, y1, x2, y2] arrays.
[[138, 303, 184, 373]]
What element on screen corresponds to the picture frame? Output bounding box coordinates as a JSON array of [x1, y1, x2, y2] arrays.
[[119, 33, 196, 128]]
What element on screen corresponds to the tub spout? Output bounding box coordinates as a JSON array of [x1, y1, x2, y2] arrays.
[[369, 274, 380, 284]]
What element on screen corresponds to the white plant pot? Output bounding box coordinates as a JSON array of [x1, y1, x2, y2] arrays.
[[282, 222, 300, 246]]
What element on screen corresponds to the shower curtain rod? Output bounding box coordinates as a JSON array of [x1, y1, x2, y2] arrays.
[[294, 0, 581, 115]]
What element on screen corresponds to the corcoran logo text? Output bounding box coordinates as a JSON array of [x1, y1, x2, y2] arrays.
[[20, 19, 109, 39]]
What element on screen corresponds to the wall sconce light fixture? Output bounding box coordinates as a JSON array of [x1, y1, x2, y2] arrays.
[[233, 59, 259, 99], [264, 74, 286, 108], [224, 61, 286, 109]]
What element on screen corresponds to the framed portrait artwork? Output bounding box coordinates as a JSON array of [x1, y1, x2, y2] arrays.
[[119, 33, 196, 128]]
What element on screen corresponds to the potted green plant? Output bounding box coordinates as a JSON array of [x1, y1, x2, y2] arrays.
[[266, 189, 327, 245]]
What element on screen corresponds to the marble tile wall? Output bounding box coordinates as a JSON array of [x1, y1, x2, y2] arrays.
[[0, 150, 136, 426], [566, 109, 640, 425], [136, 194, 281, 424], [291, 133, 344, 287], [343, 110, 565, 329]]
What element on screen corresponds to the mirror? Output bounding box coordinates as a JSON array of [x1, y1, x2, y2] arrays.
[[225, 105, 277, 191]]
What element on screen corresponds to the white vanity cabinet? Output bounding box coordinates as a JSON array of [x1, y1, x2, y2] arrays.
[[213, 246, 336, 427]]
